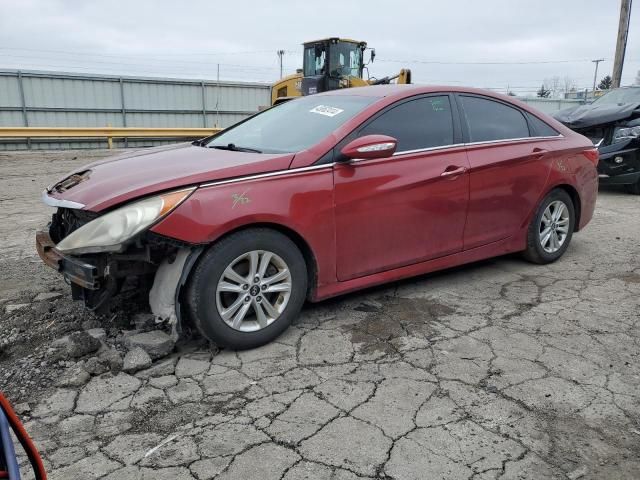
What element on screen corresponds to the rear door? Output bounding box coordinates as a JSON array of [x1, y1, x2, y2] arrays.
[[456, 94, 554, 249], [333, 94, 470, 281]]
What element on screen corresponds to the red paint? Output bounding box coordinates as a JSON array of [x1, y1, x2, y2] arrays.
[[48, 142, 294, 212], [52, 85, 598, 302], [332, 146, 470, 280]]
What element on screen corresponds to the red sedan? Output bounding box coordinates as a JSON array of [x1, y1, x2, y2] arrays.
[[37, 85, 599, 349]]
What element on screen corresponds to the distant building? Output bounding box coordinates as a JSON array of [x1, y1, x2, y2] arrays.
[[564, 89, 605, 101]]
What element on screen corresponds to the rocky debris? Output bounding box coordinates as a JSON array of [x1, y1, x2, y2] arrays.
[[567, 466, 589, 479], [133, 312, 157, 331], [125, 330, 176, 360], [81, 319, 102, 330], [0, 327, 20, 350], [51, 331, 101, 359], [98, 347, 124, 372], [84, 357, 108, 376], [56, 363, 91, 387], [33, 292, 62, 302], [13, 402, 31, 415], [86, 328, 106, 342], [123, 347, 152, 373], [4, 303, 29, 314]]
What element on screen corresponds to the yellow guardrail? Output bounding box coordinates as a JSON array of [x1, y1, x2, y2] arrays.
[[0, 127, 223, 148]]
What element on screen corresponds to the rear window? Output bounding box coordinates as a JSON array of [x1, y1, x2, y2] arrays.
[[206, 95, 377, 154], [460, 95, 530, 142]]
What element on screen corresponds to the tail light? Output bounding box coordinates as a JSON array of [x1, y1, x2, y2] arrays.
[[582, 148, 599, 166]]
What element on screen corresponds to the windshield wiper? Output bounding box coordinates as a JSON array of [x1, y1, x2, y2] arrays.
[[209, 143, 262, 153]]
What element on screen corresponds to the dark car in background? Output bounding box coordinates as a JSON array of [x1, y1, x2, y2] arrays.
[[554, 86, 640, 193]]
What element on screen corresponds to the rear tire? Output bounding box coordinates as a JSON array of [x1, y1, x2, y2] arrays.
[[186, 228, 307, 349], [523, 189, 575, 264]]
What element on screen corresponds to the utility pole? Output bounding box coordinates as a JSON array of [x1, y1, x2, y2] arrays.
[[592, 58, 604, 94], [612, 0, 632, 88], [277, 50, 285, 79]]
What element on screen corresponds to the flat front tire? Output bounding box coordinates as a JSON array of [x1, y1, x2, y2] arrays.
[[186, 228, 307, 349], [523, 189, 575, 264]]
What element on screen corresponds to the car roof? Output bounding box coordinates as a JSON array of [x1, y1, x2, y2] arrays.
[[313, 84, 572, 135], [314, 84, 514, 101]]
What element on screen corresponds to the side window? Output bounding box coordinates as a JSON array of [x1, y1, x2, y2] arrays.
[[460, 96, 530, 142], [359, 96, 454, 151], [527, 113, 560, 137]]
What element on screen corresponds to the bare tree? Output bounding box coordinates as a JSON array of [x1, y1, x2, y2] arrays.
[[537, 84, 551, 98], [543, 76, 561, 98], [562, 76, 576, 95]]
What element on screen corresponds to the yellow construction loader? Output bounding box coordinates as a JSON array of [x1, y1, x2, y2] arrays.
[[271, 38, 411, 105]]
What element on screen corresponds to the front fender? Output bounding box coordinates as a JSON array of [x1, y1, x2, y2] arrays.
[[150, 167, 336, 287]]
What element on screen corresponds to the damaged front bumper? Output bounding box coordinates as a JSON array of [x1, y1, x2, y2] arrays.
[[36, 230, 100, 290], [36, 228, 200, 319], [568, 122, 640, 187], [596, 142, 640, 186]]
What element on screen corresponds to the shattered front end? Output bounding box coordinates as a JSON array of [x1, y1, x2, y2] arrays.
[[36, 189, 201, 327], [553, 87, 640, 192], [595, 127, 640, 188]]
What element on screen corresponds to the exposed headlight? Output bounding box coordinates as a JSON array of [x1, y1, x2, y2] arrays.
[[56, 188, 194, 254], [613, 125, 640, 142]]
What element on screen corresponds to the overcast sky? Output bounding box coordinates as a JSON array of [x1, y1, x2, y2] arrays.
[[0, 0, 638, 96]]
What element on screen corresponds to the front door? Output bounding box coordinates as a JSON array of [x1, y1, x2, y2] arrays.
[[333, 95, 470, 281]]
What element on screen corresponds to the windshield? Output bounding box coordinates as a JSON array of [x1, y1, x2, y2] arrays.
[[205, 95, 377, 154], [330, 42, 362, 78], [592, 88, 640, 105], [303, 42, 363, 78]]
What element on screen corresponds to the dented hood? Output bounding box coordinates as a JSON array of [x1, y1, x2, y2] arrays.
[[553, 102, 640, 129], [46, 142, 294, 212]]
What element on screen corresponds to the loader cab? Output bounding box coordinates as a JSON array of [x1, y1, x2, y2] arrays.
[[301, 38, 367, 96]]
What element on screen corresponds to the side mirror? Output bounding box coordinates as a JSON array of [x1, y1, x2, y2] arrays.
[[370, 49, 376, 63], [340, 134, 397, 161]]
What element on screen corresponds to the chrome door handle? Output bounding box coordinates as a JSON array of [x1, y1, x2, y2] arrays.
[[440, 166, 467, 177]]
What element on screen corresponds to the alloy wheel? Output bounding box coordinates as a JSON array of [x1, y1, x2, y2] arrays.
[[215, 250, 292, 332], [539, 200, 570, 253]]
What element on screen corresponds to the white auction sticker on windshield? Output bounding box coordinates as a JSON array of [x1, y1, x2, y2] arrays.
[[309, 105, 344, 117]]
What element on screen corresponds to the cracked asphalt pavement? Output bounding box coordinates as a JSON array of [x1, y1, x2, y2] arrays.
[[1, 150, 639, 479]]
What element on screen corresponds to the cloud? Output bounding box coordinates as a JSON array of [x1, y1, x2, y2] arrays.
[[0, 0, 637, 94]]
